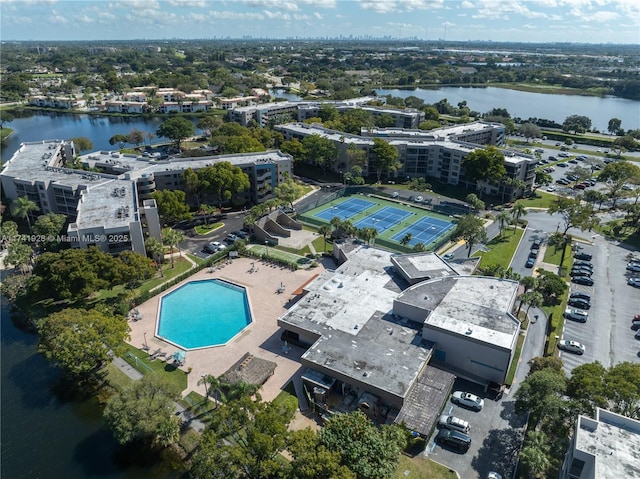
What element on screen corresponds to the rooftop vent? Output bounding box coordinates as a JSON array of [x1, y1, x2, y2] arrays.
[[466, 328, 473, 335]]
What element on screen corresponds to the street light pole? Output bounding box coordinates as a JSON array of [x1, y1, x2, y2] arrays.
[[265, 240, 269, 259], [143, 332, 148, 351]]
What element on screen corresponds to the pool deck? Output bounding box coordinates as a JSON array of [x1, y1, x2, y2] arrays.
[[127, 257, 325, 404]]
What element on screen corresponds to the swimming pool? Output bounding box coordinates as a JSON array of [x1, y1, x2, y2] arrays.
[[157, 279, 252, 350]]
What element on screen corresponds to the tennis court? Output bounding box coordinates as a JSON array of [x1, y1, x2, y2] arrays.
[[391, 216, 455, 247], [354, 206, 412, 233], [314, 197, 376, 221]]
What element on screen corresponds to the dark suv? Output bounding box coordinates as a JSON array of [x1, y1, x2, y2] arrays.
[[575, 252, 593, 261], [437, 429, 471, 452]]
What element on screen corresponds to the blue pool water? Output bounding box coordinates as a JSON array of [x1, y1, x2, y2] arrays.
[[157, 279, 252, 350]]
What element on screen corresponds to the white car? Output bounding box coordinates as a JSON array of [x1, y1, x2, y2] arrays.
[[451, 391, 484, 411], [557, 340, 585, 355], [415, 196, 424, 203], [546, 185, 556, 192], [443, 253, 455, 260], [488, 473, 503, 479], [438, 414, 470, 433], [627, 263, 640, 273]]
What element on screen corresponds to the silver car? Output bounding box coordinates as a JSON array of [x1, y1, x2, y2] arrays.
[[451, 391, 484, 411], [438, 414, 470, 433]]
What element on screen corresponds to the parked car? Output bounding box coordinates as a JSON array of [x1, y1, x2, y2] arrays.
[[631, 319, 640, 330], [557, 340, 586, 355], [565, 308, 589, 323], [546, 185, 556, 192], [626, 263, 640, 273], [436, 429, 472, 452], [570, 291, 591, 302], [568, 298, 591, 310], [451, 391, 484, 411], [204, 241, 225, 254], [231, 230, 248, 239], [525, 257, 536, 268], [557, 162, 568, 167], [443, 253, 455, 260], [574, 183, 586, 190], [572, 275, 594, 286], [628, 277, 640, 288], [438, 415, 470, 433], [224, 233, 238, 243], [575, 252, 593, 261], [574, 261, 593, 269], [571, 268, 592, 277]]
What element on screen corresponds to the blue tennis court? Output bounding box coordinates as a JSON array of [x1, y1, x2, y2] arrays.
[[354, 206, 412, 233], [315, 198, 376, 221], [391, 216, 455, 246]]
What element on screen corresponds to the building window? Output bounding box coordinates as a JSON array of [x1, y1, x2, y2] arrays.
[[568, 458, 585, 479]]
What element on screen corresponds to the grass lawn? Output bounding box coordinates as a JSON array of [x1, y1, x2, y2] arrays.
[[195, 222, 223, 235], [479, 227, 525, 270], [121, 343, 189, 393], [544, 299, 568, 356], [105, 361, 134, 391], [1, 127, 12, 140], [312, 234, 331, 254], [273, 381, 299, 411], [505, 333, 526, 386], [515, 191, 556, 209], [595, 219, 640, 248], [543, 240, 573, 272], [247, 244, 313, 266], [393, 454, 457, 479]]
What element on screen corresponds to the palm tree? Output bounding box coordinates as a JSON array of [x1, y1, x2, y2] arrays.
[[524, 291, 544, 317], [520, 431, 551, 479], [400, 233, 413, 246], [520, 276, 538, 294], [198, 374, 224, 408], [145, 237, 165, 277], [511, 203, 527, 230], [10, 196, 39, 231], [496, 211, 511, 236], [318, 224, 331, 252], [224, 380, 260, 402], [162, 228, 184, 268]]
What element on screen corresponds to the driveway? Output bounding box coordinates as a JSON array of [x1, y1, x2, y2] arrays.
[[426, 378, 525, 479]]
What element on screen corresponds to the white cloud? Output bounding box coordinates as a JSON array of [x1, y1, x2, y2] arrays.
[[461, 0, 475, 7], [358, 0, 443, 14], [244, 0, 300, 11], [313, 12, 323, 19], [48, 9, 69, 24], [208, 9, 264, 20], [167, 0, 209, 6]]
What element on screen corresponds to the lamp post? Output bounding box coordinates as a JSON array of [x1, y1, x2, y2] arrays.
[[265, 240, 269, 259], [143, 332, 148, 351]]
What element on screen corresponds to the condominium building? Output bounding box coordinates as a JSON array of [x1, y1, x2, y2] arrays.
[[1, 141, 293, 254], [275, 121, 535, 198], [560, 408, 640, 479]]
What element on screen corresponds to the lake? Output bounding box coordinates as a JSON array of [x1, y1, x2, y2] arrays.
[[271, 87, 640, 133], [375, 87, 639, 133], [0, 300, 185, 479]]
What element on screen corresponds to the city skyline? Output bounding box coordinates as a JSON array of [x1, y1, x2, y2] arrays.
[[1, 0, 639, 45]]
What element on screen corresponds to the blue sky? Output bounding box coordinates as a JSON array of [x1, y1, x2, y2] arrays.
[[1, 0, 638, 44]]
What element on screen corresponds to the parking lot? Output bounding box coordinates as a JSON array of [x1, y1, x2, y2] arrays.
[[426, 378, 525, 479], [559, 244, 640, 374]]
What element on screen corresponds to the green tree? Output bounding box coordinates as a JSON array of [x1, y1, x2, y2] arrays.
[[198, 162, 250, 208], [318, 410, 406, 479], [38, 308, 129, 384], [150, 189, 191, 223], [70, 136, 93, 153], [533, 171, 553, 192], [511, 202, 527, 229], [535, 269, 568, 304], [318, 224, 332, 252], [3, 240, 33, 274], [562, 115, 591, 133], [452, 215, 487, 257], [527, 356, 564, 377], [280, 138, 307, 162], [567, 362, 608, 417], [127, 128, 145, 146], [515, 368, 567, 430], [520, 275, 538, 294], [495, 210, 511, 236], [465, 193, 485, 211], [162, 228, 184, 269], [302, 134, 337, 173], [400, 233, 413, 246], [109, 134, 129, 148], [597, 161, 640, 209], [461, 146, 507, 193], [104, 374, 180, 447], [519, 430, 552, 479], [581, 189, 608, 211], [117, 250, 155, 285], [607, 118, 622, 135], [413, 242, 426, 252], [10, 196, 39, 231], [198, 374, 224, 407], [605, 362, 640, 419], [182, 167, 201, 204], [32, 213, 66, 239], [144, 237, 165, 275], [548, 197, 596, 235], [519, 122, 541, 142], [198, 115, 223, 137], [288, 428, 357, 479], [156, 116, 195, 149], [371, 138, 401, 183], [274, 176, 305, 209]]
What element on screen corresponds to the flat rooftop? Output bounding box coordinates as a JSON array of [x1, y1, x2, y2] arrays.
[[392, 252, 458, 284], [397, 276, 520, 349], [576, 409, 640, 478], [279, 246, 434, 399], [73, 180, 137, 231]]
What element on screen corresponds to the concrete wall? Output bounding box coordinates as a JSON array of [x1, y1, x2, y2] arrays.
[[422, 325, 512, 385]]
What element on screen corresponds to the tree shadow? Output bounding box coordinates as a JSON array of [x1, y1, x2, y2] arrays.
[[499, 399, 528, 429], [471, 427, 524, 479]]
